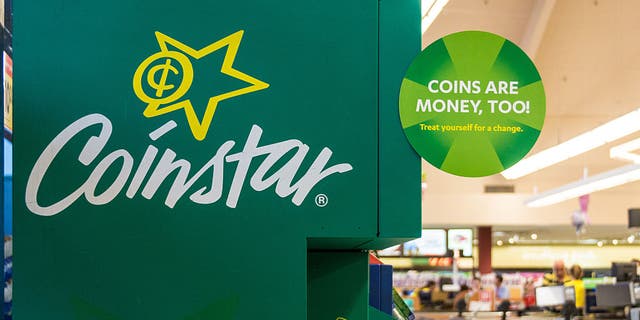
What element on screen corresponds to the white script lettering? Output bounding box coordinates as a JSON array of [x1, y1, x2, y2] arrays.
[[25, 114, 354, 216]]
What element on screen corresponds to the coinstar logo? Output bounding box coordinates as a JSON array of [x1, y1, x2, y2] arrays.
[[132, 31, 269, 141], [25, 31, 353, 217]]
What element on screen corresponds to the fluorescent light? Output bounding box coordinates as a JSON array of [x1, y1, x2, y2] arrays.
[[525, 164, 640, 207], [421, 0, 436, 17], [502, 108, 640, 179], [610, 137, 640, 163], [421, 0, 449, 34]]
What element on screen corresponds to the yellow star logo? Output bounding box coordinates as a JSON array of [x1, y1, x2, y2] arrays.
[[133, 31, 269, 141]]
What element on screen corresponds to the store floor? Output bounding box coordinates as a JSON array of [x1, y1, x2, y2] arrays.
[[414, 311, 598, 319]]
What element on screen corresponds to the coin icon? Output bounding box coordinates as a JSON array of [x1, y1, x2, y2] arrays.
[[133, 50, 194, 105]]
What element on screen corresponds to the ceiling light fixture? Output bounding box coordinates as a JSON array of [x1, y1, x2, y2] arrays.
[[612, 239, 619, 245], [628, 235, 636, 243], [496, 240, 503, 246], [596, 241, 604, 247], [610, 137, 640, 163], [508, 238, 515, 244], [530, 233, 538, 240], [525, 164, 640, 207], [421, 0, 450, 34], [502, 108, 640, 180]]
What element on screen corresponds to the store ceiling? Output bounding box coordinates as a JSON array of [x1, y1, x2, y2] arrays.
[[421, 0, 640, 242]]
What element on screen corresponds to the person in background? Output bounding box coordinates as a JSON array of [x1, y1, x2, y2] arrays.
[[494, 274, 511, 313], [452, 285, 470, 314], [522, 279, 537, 310], [565, 264, 585, 313], [494, 274, 509, 303], [467, 278, 481, 301], [412, 280, 435, 310], [543, 260, 569, 286], [466, 278, 482, 311], [401, 289, 415, 312], [632, 258, 640, 277]]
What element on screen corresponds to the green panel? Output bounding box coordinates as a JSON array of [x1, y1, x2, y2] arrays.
[[377, 0, 422, 243], [308, 251, 369, 320], [14, 1, 382, 319], [368, 306, 395, 320], [14, 0, 421, 319], [308, 237, 373, 250], [360, 238, 418, 251]]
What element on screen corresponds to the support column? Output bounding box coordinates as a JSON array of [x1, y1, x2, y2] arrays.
[[478, 226, 492, 274]]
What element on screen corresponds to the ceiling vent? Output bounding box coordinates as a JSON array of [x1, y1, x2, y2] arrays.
[[484, 185, 515, 193]]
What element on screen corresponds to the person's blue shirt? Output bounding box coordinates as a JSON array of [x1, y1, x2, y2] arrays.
[[402, 297, 414, 312], [496, 285, 509, 300]]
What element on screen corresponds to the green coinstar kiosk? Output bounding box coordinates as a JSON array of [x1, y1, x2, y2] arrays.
[[14, 1, 421, 319]]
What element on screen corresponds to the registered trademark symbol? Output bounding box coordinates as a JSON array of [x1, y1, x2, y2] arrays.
[[315, 194, 328, 207]]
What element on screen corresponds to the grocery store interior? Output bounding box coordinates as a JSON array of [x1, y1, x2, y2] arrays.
[[4, 0, 640, 319], [374, 0, 640, 319]]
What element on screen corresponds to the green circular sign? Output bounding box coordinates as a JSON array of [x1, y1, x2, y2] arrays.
[[399, 31, 545, 177]]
